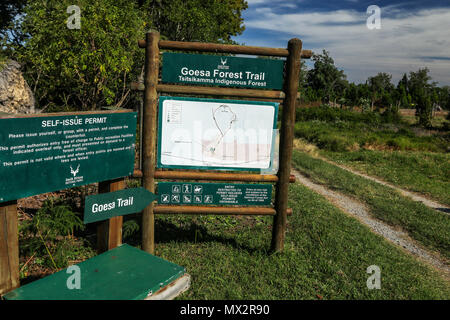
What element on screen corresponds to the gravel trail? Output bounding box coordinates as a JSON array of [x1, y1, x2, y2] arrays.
[[321, 158, 450, 214], [292, 168, 450, 278]]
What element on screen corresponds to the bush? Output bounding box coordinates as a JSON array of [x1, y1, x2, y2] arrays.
[[11, 0, 146, 111], [296, 105, 382, 125], [381, 108, 402, 123], [20, 197, 86, 269]]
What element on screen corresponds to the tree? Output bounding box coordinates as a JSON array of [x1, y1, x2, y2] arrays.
[[307, 50, 347, 104], [438, 86, 450, 110], [408, 68, 436, 127], [0, 0, 27, 53], [366, 72, 394, 110], [344, 82, 359, 108], [5, 0, 248, 111], [10, 0, 146, 111], [139, 0, 247, 43], [396, 80, 409, 109], [0, 0, 26, 36]]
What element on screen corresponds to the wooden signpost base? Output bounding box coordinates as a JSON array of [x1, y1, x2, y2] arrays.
[[97, 179, 125, 253], [0, 201, 19, 296]]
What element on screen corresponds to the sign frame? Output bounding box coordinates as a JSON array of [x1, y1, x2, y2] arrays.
[[157, 96, 279, 172], [161, 52, 285, 90]]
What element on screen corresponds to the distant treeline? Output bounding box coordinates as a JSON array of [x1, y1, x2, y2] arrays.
[[299, 50, 450, 128]]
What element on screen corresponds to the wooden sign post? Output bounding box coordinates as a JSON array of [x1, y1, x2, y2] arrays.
[[0, 201, 19, 295], [272, 39, 303, 252], [136, 31, 311, 253]]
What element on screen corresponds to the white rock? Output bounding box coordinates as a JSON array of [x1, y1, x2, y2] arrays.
[[0, 60, 35, 114]]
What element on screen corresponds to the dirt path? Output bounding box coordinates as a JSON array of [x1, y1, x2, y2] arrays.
[[292, 168, 450, 279], [319, 158, 450, 214]]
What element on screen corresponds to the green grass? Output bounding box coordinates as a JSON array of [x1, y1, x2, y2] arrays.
[[144, 182, 450, 299], [294, 106, 449, 153], [295, 120, 448, 153], [292, 150, 450, 260], [322, 150, 450, 206]]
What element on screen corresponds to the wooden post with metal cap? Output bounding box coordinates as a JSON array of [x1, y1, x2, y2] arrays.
[[141, 31, 160, 254], [271, 38, 303, 252]]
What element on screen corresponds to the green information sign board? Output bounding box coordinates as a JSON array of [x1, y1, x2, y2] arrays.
[[157, 96, 278, 172], [84, 188, 157, 224], [0, 111, 137, 203], [162, 52, 284, 89], [157, 182, 272, 206]]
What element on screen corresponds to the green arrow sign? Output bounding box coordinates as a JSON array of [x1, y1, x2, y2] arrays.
[[84, 187, 157, 224]]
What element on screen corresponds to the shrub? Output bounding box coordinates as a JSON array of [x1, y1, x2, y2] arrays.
[[296, 105, 382, 125], [20, 197, 85, 269]]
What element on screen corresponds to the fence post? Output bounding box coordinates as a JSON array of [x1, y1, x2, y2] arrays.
[[0, 201, 19, 296], [97, 179, 125, 253], [141, 31, 160, 254], [271, 38, 303, 252]]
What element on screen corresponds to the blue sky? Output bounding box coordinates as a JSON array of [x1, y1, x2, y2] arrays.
[[232, 0, 450, 86]]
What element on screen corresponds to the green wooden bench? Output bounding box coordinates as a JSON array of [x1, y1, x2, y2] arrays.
[[3, 244, 189, 300]]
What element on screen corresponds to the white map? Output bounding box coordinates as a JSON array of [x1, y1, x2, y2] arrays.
[[159, 98, 277, 170]]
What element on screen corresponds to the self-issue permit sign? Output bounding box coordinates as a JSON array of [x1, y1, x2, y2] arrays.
[[0, 111, 137, 203]]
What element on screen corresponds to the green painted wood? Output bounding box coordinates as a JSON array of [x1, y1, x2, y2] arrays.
[[161, 52, 284, 89], [0, 112, 137, 204], [3, 244, 186, 300], [157, 182, 272, 206], [84, 188, 157, 224]]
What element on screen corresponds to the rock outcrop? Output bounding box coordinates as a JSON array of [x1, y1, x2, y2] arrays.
[[0, 60, 35, 114]]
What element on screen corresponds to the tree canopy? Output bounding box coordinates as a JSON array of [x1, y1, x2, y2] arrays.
[[139, 0, 247, 43], [1, 0, 248, 111], [306, 50, 347, 104]]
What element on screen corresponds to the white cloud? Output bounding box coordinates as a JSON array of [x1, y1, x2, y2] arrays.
[[243, 6, 450, 85]]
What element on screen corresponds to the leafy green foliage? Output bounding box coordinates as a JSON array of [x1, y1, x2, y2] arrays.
[[123, 218, 140, 240], [0, 0, 26, 39], [2, 0, 247, 112], [296, 104, 383, 125], [306, 50, 348, 104], [10, 0, 146, 111], [140, 0, 247, 43], [295, 107, 448, 153], [20, 197, 86, 269], [406, 68, 435, 128], [367, 72, 394, 110]]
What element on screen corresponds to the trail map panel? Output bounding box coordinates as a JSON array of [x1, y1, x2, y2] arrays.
[[161, 52, 284, 89], [158, 182, 272, 206], [157, 96, 278, 171], [0, 111, 137, 203]]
